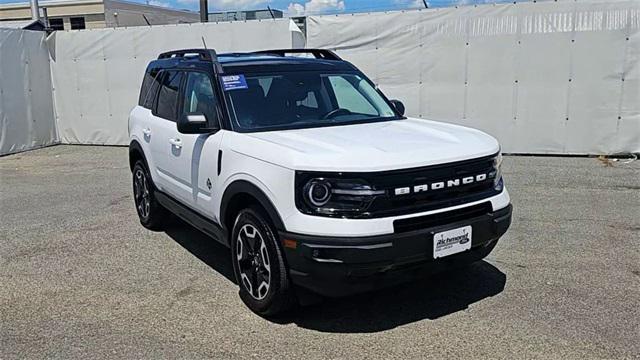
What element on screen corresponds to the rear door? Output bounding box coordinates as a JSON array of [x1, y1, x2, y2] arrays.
[[149, 70, 185, 196], [164, 70, 224, 219], [131, 68, 163, 181]]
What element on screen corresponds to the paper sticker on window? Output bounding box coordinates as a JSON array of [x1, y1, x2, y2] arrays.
[[221, 75, 248, 91]]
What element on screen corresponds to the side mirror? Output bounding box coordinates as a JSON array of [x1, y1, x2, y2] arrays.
[[177, 113, 218, 134], [390, 100, 405, 116]]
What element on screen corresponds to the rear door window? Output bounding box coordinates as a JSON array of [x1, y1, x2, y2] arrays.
[[139, 69, 162, 109], [154, 70, 183, 122]]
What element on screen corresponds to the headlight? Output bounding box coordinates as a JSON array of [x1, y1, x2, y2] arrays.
[[492, 152, 504, 190], [304, 179, 332, 207], [297, 174, 386, 218]]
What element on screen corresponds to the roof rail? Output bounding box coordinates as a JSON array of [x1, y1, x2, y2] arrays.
[[253, 49, 342, 61], [158, 49, 219, 62]]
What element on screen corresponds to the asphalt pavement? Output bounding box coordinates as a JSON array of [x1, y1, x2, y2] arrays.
[[1, 145, 639, 359]]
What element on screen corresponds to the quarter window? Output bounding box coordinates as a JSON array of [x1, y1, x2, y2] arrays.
[[155, 71, 183, 122]]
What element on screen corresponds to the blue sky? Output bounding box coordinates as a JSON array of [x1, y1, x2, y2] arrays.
[[170, 0, 514, 14], [0, 0, 520, 14]]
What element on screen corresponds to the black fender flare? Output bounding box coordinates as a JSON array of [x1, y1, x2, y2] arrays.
[[220, 180, 286, 232], [129, 140, 149, 171]]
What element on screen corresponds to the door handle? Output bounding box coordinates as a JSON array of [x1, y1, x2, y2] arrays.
[[169, 138, 182, 149], [142, 128, 152, 136]]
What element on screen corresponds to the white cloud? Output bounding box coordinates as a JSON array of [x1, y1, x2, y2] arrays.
[[287, 3, 305, 15], [287, 0, 346, 15], [148, 0, 171, 7]]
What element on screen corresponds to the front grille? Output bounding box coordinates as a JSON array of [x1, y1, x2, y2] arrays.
[[363, 154, 500, 217], [295, 153, 501, 219], [393, 202, 492, 233]]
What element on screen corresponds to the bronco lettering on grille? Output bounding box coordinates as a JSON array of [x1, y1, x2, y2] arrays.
[[394, 173, 488, 196]]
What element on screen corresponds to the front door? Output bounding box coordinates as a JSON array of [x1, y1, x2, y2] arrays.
[[165, 71, 223, 219]]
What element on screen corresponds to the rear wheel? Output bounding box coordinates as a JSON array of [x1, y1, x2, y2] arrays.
[[231, 206, 296, 316], [132, 161, 168, 230]]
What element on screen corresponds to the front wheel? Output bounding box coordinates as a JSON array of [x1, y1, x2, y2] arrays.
[[231, 207, 296, 316]]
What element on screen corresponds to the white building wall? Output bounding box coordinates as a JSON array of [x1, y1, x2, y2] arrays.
[[103, 0, 200, 27]]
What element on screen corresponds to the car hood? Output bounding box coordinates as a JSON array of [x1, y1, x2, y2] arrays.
[[228, 118, 500, 172]]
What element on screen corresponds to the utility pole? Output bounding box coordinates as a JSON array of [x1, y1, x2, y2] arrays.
[[199, 0, 208, 22], [41, 7, 49, 27], [30, 0, 41, 21]]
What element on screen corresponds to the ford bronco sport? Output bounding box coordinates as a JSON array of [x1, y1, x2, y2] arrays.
[[129, 48, 512, 316]]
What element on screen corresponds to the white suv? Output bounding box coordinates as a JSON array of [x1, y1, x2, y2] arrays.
[[129, 48, 512, 316]]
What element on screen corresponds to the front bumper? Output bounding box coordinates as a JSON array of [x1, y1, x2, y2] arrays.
[[280, 203, 512, 297]]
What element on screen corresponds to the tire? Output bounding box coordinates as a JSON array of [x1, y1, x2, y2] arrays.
[[132, 160, 168, 231], [230, 206, 296, 316]]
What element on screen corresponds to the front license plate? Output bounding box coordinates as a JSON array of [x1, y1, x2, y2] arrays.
[[433, 226, 472, 259]]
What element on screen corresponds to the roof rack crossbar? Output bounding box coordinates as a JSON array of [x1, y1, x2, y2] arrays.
[[253, 49, 342, 61], [158, 49, 219, 62]]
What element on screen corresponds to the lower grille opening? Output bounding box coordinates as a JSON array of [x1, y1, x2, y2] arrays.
[[393, 202, 492, 233]]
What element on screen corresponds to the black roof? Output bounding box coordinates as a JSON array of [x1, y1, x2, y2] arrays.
[[147, 49, 358, 74], [220, 54, 358, 73]]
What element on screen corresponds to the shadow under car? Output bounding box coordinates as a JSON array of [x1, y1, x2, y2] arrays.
[[164, 219, 506, 333]]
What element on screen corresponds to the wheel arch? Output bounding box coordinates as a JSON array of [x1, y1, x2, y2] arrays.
[[129, 140, 148, 171], [220, 180, 286, 234]]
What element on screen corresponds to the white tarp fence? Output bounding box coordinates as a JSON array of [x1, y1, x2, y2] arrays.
[[307, 0, 640, 154], [0, 29, 57, 156], [2, 2, 638, 155], [49, 19, 304, 145]]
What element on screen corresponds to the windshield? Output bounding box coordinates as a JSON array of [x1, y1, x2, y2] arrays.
[[223, 71, 399, 132]]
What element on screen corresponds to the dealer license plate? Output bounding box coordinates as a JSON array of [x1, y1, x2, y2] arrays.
[[433, 226, 472, 259]]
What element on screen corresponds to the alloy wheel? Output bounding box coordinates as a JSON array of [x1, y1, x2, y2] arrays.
[[236, 224, 271, 300], [133, 169, 150, 219]]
